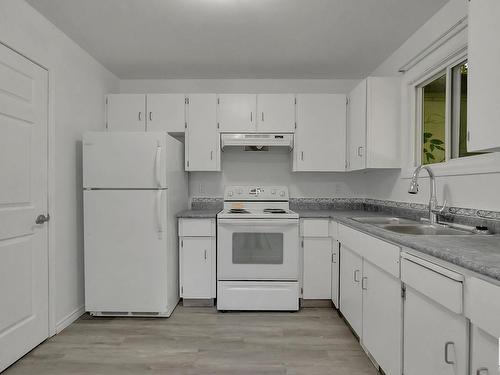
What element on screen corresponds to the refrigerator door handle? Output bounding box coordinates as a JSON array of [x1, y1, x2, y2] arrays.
[[156, 190, 164, 239], [155, 142, 162, 188]]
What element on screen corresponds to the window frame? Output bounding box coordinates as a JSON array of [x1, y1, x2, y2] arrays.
[[401, 46, 500, 179]]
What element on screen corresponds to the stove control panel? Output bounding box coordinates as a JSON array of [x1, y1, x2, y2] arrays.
[[224, 186, 289, 201]]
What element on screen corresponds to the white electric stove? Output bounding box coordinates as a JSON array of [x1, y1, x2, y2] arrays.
[[216, 186, 300, 311]]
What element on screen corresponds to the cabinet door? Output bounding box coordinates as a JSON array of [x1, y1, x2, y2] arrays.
[[302, 238, 332, 299], [146, 94, 185, 133], [106, 94, 146, 131], [185, 94, 220, 171], [217, 94, 256, 133], [404, 288, 468, 375], [180, 237, 212, 298], [362, 260, 402, 375], [256, 94, 295, 133], [468, 0, 500, 152], [340, 246, 363, 336], [331, 241, 340, 307], [347, 80, 367, 170], [294, 94, 347, 171], [470, 325, 499, 375]]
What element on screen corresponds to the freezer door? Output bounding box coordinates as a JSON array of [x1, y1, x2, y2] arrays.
[[83, 132, 167, 189], [84, 190, 169, 313]]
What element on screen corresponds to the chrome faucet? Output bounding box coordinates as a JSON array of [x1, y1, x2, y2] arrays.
[[408, 165, 445, 225]]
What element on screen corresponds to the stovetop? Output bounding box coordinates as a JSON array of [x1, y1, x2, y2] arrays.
[[218, 207, 299, 220]]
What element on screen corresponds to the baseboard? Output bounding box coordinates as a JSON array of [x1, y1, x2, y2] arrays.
[[56, 305, 85, 334]]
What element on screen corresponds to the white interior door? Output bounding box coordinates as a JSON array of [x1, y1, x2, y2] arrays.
[[0, 43, 49, 372]]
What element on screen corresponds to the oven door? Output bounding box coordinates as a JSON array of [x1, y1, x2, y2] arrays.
[[217, 219, 299, 281]]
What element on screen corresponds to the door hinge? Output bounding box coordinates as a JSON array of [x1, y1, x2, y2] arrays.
[[346, 97, 349, 106], [217, 98, 220, 105], [186, 160, 190, 168], [401, 286, 406, 299], [294, 122, 297, 129], [294, 97, 297, 105], [181, 239, 183, 248], [181, 286, 184, 294], [300, 287, 303, 294], [185, 122, 187, 129], [105, 97, 108, 105], [301, 240, 304, 248], [217, 122, 220, 129], [185, 97, 189, 105]]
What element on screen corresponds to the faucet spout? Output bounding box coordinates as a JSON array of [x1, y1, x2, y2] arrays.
[[408, 165, 439, 224]]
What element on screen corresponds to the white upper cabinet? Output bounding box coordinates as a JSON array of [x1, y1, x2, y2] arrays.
[[217, 94, 256, 133], [185, 94, 220, 171], [146, 94, 186, 133], [257, 94, 296, 133], [467, 0, 500, 152], [106, 94, 186, 133], [106, 94, 146, 131], [347, 77, 401, 170], [294, 94, 347, 172]]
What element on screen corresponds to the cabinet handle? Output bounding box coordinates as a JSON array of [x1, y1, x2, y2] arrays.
[[353, 269, 360, 283], [204, 250, 207, 260], [149, 111, 152, 121], [362, 276, 368, 290], [301, 151, 304, 161], [250, 112, 253, 122], [138, 111, 142, 121], [444, 342, 455, 364], [476, 368, 489, 375], [210, 151, 213, 160], [261, 112, 264, 122], [357, 146, 364, 157]]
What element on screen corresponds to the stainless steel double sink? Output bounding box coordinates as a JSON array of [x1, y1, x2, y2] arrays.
[[351, 216, 475, 235]]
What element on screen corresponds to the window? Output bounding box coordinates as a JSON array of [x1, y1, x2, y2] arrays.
[[418, 60, 487, 165]]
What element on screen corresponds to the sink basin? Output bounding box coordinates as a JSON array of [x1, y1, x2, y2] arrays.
[[378, 224, 472, 235], [351, 217, 417, 225]]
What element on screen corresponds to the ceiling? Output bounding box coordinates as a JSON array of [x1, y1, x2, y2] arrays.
[[27, 0, 449, 79]]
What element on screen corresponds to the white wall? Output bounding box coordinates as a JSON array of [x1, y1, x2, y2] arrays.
[[0, 0, 119, 330], [121, 79, 361, 198], [367, 0, 500, 211]]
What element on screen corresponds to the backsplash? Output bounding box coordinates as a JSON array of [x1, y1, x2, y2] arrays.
[[191, 197, 500, 234]]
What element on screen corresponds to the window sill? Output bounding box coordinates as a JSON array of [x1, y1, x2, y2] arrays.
[[401, 152, 500, 179]]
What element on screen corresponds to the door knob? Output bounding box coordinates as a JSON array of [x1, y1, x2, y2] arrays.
[[35, 214, 50, 225]]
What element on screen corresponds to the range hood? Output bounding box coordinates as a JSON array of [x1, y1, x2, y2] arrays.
[[221, 133, 294, 150]]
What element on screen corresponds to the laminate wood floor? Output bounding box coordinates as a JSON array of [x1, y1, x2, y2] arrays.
[[5, 306, 379, 375]]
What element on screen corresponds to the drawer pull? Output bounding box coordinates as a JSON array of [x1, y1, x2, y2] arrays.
[[444, 341, 455, 364], [353, 269, 360, 283], [362, 276, 368, 290]]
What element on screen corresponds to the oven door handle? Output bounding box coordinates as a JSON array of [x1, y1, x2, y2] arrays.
[[217, 219, 298, 226]]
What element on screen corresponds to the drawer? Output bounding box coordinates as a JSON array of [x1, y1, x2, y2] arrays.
[[401, 253, 463, 314], [301, 219, 330, 237], [178, 218, 215, 237], [338, 224, 400, 277], [467, 277, 500, 337]]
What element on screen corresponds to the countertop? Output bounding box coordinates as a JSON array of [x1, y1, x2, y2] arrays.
[[295, 209, 500, 282], [176, 209, 221, 219]]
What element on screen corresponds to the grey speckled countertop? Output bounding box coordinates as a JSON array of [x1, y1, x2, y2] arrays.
[[176, 209, 221, 219], [296, 209, 500, 282]]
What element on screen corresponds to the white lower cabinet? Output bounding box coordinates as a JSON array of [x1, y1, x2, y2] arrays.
[[339, 245, 363, 336], [402, 254, 468, 375], [361, 260, 402, 375], [178, 219, 216, 299], [331, 240, 340, 307], [404, 287, 468, 375], [470, 325, 499, 375], [302, 237, 332, 299]]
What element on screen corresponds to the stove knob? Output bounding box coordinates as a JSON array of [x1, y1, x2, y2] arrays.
[[228, 191, 233, 197], [280, 191, 285, 197], [271, 189, 277, 195], [237, 188, 243, 194]]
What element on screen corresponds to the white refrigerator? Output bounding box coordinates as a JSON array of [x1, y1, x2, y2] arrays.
[[83, 132, 188, 317]]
